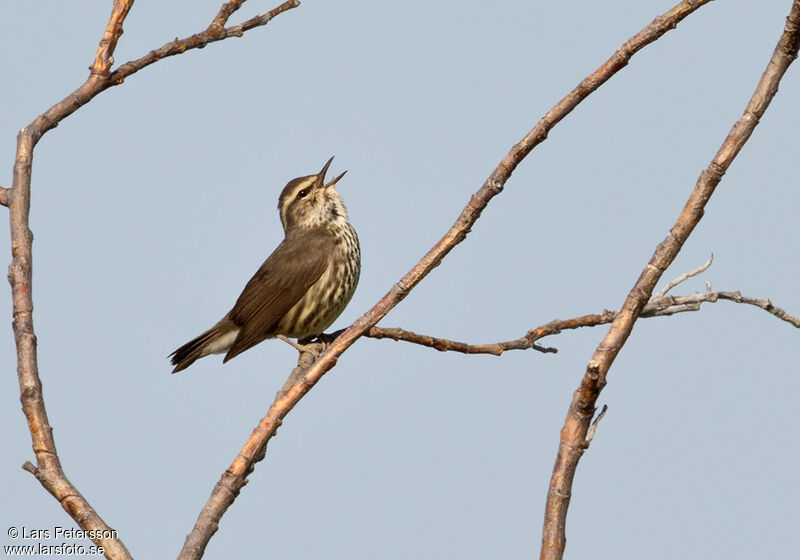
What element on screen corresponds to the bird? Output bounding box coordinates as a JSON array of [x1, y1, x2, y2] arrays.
[[169, 157, 360, 373]]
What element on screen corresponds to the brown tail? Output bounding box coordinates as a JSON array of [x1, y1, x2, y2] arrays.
[[169, 325, 224, 373]]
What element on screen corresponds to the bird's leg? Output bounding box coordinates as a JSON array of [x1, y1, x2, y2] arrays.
[[278, 330, 347, 361], [277, 335, 329, 361], [277, 335, 308, 353]]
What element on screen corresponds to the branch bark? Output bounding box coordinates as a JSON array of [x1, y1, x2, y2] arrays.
[[178, 0, 715, 557], [540, 2, 800, 559], [5, 2, 299, 558]]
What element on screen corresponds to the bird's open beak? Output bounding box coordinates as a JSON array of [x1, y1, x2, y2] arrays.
[[325, 170, 347, 189], [314, 157, 334, 190], [314, 156, 347, 190]]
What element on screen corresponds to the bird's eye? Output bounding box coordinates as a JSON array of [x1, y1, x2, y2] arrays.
[[297, 188, 309, 199]]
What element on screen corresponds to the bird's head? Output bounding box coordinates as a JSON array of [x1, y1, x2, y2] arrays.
[[278, 157, 349, 234]]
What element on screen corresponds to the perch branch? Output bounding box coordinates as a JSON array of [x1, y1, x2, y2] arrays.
[[179, 1, 714, 557], [541, 3, 800, 560], [6, 2, 299, 558]]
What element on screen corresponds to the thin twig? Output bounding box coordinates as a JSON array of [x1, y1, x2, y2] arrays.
[[6, 2, 299, 558], [541, 3, 800, 559], [652, 254, 713, 299], [181, 1, 715, 557], [18, 1, 300, 146], [111, 1, 300, 84], [363, 290, 799, 356], [585, 405, 608, 445], [715, 292, 800, 327]]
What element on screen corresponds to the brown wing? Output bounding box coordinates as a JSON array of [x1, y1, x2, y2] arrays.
[[224, 228, 332, 362]]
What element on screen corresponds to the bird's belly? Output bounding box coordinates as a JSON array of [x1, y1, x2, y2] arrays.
[[275, 253, 360, 339]]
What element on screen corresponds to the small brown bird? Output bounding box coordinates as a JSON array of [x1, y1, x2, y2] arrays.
[[170, 157, 360, 373]]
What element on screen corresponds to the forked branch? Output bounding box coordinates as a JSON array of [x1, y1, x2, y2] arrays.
[[111, 1, 299, 84], [6, 1, 300, 558], [541, 2, 800, 559], [652, 254, 713, 299]]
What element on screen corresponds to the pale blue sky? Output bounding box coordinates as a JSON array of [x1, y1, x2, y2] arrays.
[[2, 1, 798, 558]]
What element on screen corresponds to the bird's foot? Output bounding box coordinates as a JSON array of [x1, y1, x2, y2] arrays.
[[277, 335, 309, 353], [302, 330, 345, 347]]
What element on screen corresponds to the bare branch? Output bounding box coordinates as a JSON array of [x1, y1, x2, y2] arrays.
[[7, 2, 299, 557], [20, 1, 300, 144], [364, 289, 799, 356], [652, 254, 713, 299], [365, 326, 556, 355], [715, 292, 800, 327], [111, 1, 300, 83], [180, 1, 714, 556], [541, 3, 800, 559], [11, 139, 134, 558]]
